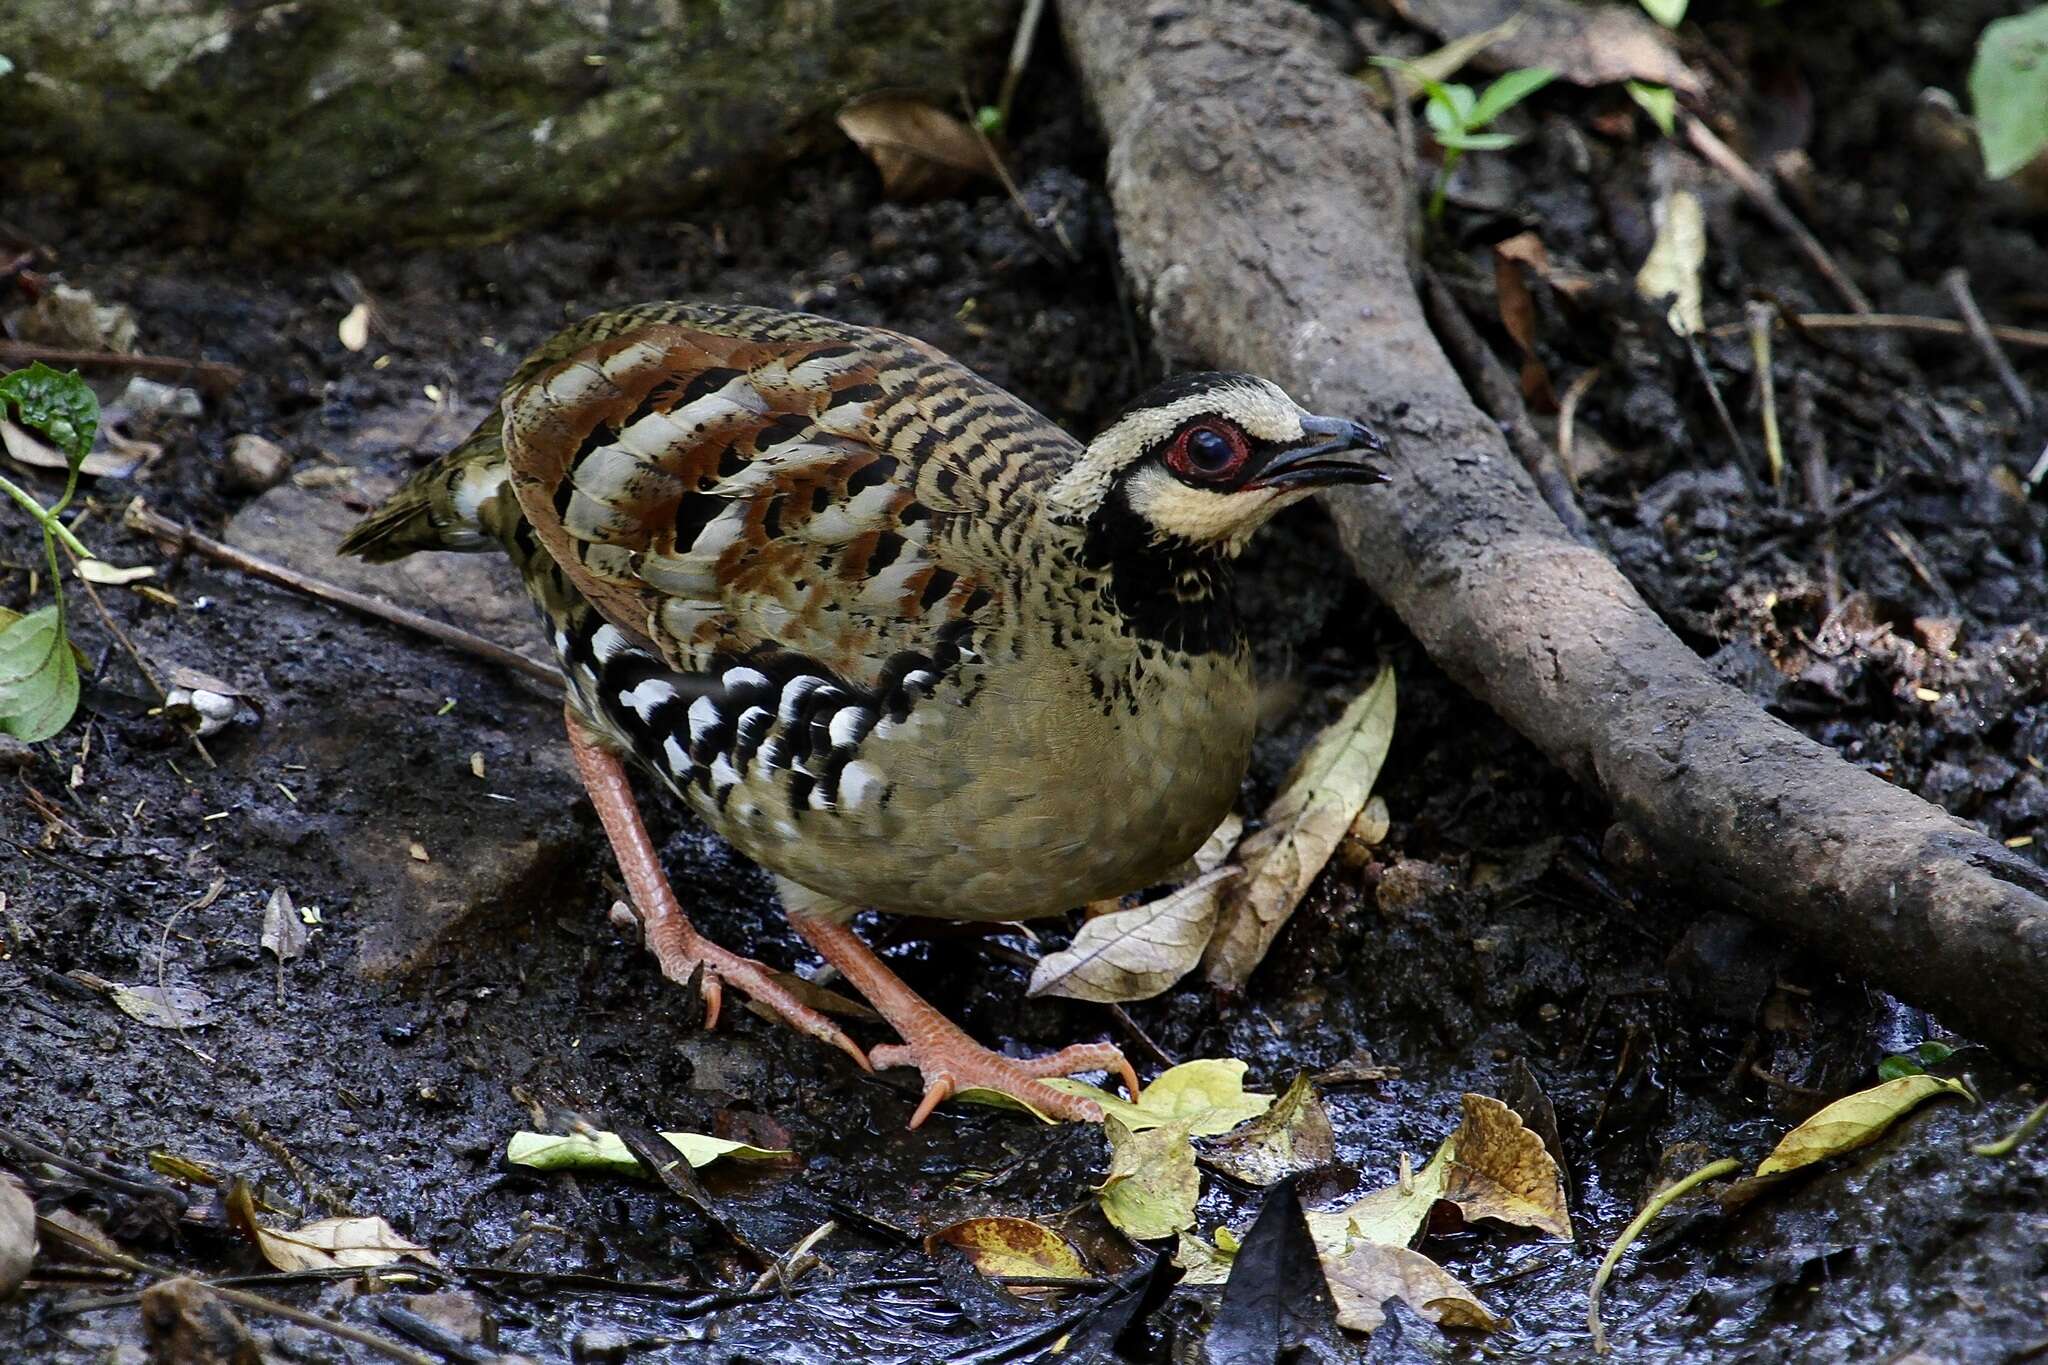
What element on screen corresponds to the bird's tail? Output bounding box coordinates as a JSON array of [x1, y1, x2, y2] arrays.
[[337, 409, 512, 562]]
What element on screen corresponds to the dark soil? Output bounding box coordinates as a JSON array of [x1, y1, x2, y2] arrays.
[[5, 5, 2046, 1363]]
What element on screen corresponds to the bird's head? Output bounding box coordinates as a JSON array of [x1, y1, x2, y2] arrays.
[[1047, 372, 1389, 557]]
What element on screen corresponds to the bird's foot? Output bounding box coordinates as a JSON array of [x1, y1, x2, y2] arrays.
[[870, 1029, 1139, 1128], [633, 905, 870, 1070]]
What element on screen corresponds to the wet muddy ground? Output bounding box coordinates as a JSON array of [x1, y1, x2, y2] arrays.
[[5, 7, 2047, 1362]]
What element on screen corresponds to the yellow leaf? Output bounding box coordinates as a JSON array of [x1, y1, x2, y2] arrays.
[[1754, 1075, 1973, 1178], [1049, 1058, 1273, 1137], [504, 1129, 791, 1176], [1098, 1118, 1200, 1241], [926, 1217, 1088, 1291], [1634, 188, 1705, 335], [1323, 1241, 1499, 1335], [1173, 1229, 1237, 1285], [1205, 668, 1397, 988]]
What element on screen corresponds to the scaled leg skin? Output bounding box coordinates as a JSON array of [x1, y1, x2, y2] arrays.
[[786, 907, 1140, 1128], [564, 703, 869, 1069]]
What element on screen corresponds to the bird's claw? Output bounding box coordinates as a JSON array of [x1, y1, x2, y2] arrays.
[[868, 1038, 1140, 1128]]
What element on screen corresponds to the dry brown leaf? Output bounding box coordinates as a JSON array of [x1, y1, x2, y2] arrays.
[[1439, 1093, 1572, 1238], [926, 1217, 1089, 1292], [1387, 0, 1701, 96], [1323, 1240, 1499, 1335], [1028, 866, 1238, 1002], [1201, 1073, 1336, 1186], [1493, 232, 1557, 410], [0, 1173, 35, 1298], [261, 887, 310, 965], [1205, 669, 1397, 988], [226, 1181, 440, 1273], [74, 559, 156, 586], [837, 95, 998, 200], [2, 417, 146, 479], [109, 983, 219, 1030]]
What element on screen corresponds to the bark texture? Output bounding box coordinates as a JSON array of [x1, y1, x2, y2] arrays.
[[1061, 0, 2048, 1065]]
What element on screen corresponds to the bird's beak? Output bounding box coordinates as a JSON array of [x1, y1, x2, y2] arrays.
[[1247, 414, 1390, 490]]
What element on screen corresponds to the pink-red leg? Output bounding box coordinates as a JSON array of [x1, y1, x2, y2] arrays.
[[786, 912, 1139, 1127], [564, 704, 869, 1070]]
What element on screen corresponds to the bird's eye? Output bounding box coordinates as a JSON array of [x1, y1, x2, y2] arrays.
[[1166, 421, 1249, 484]]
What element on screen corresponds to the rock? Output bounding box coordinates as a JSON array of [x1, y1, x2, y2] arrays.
[[224, 481, 552, 665], [223, 434, 290, 492], [1, 0, 1016, 248], [116, 377, 202, 419], [139, 1277, 261, 1365]]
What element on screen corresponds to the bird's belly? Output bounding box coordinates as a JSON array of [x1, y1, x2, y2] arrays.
[[696, 653, 1257, 920]]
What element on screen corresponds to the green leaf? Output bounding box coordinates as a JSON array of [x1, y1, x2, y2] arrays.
[[1971, 6, 2048, 178], [0, 363, 100, 471], [0, 605, 80, 742], [1625, 80, 1678, 137], [1098, 1117, 1200, 1240], [974, 105, 1003, 136], [1047, 1058, 1273, 1137], [1431, 130, 1521, 153], [1876, 1054, 1924, 1082], [1467, 67, 1556, 129], [1638, 0, 1688, 27], [504, 1129, 790, 1176], [1754, 1074, 1974, 1178], [1423, 83, 1478, 137], [1915, 1040, 1956, 1066]]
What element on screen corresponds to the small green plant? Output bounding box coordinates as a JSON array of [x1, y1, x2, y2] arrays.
[[0, 362, 101, 741], [1371, 59, 1557, 220]]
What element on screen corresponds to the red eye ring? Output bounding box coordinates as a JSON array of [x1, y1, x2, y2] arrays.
[[1166, 420, 1250, 484]]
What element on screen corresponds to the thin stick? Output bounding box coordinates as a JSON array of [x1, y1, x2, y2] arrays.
[[123, 500, 561, 689], [996, 0, 1050, 128], [1556, 367, 1600, 490], [1971, 1098, 2048, 1158], [1746, 301, 1784, 490], [1683, 117, 1871, 315], [1941, 268, 2036, 421], [34, 1217, 437, 1365], [1683, 332, 1763, 496], [1588, 1157, 1741, 1354], [1724, 312, 2048, 351], [1420, 266, 1596, 545], [0, 342, 244, 396]]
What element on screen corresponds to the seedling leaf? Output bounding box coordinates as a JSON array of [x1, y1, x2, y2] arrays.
[[0, 363, 99, 470], [1970, 6, 2048, 179], [1468, 67, 1556, 128], [0, 605, 78, 742]]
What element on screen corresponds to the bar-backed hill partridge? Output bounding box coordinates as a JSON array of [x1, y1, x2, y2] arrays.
[[340, 302, 1386, 1126]]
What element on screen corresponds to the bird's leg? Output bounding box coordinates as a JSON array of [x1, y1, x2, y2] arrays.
[[564, 704, 869, 1069], [785, 910, 1139, 1128]]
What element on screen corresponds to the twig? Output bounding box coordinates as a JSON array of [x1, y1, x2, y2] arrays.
[[0, 342, 244, 396], [123, 500, 561, 689], [55, 536, 217, 769], [35, 1216, 436, 1365], [1711, 311, 2048, 352], [1790, 374, 1839, 610], [1104, 1002, 1178, 1069], [996, 0, 1050, 128], [1420, 266, 1596, 546], [1882, 522, 1961, 614], [1683, 117, 1870, 315], [0, 1128, 183, 1203], [1588, 1157, 1741, 1354], [1941, 268, 2036, 422], [1746, 301, 1784, 491], [1556, 368, 1601, 489], [1683, 332, 1763, 495]]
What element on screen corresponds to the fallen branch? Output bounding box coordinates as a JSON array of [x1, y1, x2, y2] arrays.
[[124, 501, 562, 690], [1061, 0, 2048, 1066], [0, 342, 244, 396]]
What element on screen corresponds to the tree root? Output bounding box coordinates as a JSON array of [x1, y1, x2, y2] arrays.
[[1060, 0, 2048, 1066]]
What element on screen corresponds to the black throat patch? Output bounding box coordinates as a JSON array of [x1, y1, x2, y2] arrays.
[[1079, 487, 1242, 657]]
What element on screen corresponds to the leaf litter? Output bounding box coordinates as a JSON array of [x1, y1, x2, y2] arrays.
[[504, 1128, 792, 1177]]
